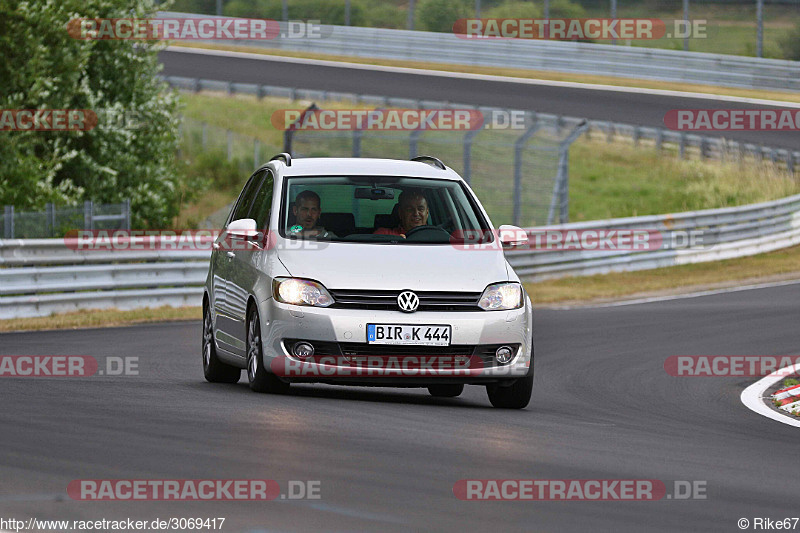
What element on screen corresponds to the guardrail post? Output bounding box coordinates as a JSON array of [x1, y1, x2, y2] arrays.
[[606, 123, 614, 143], [633, 126, 640, 147], [409, 129, 423, 159], [352, 128, 362, 158], [124, 199, 131, 230], [254, 139, 261, 168], [549, 120, 588, 225], [679, 134, 686, 159], [655, 129, 663, 151], [3, 205, 13, 239], [227, 81, 234, 95], [462, 114, 486, 185], [226, 130, 233, 161], [283, 129, 293, 154], [193, 78, 200, 93], [788, 153, 795, 176], [513, 121, 541, 227], [45, 202, 54, 237], [201, 122, 207, 149], [84, 200, 94, 231]]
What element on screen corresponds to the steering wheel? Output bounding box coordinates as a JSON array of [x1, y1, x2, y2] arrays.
[[404, 224, 451, 240]]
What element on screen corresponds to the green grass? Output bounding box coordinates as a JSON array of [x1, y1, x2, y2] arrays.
[[177, 91, 800, 227], [626, 22, 792, 58], [0, 306, 201, 333], [568, 138, 800, 221]]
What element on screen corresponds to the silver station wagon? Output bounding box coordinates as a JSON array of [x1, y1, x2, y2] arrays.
[[203, 154, 534, 408]]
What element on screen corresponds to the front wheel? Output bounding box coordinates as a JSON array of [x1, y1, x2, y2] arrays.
[[246, 306, 290, 394], [486, 374, 533, 409], [202, 304, 241, 383]]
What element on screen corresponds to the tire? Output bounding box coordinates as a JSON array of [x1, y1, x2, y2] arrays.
[[246, 305, 290, 394], [427, 384, 464, 398], [202, 303, 241, 384], [486, 374, 533, 409]]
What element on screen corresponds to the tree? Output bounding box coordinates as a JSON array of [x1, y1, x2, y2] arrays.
[[0, 0, 181, 228], [418, 0, 471, 33]]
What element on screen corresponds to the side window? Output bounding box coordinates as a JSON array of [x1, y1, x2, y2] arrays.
[[230, 172, 262, 222], [250, 170, 274, 230]]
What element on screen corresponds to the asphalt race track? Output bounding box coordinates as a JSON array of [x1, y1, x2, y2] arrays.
[[159, 48, 800, 151], [2, 283, 798, 532]]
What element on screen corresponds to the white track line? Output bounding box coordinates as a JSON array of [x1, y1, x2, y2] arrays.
[[166, 45, 800, 108], [545, 278, 800, 309], [741, 363, 800, 428]]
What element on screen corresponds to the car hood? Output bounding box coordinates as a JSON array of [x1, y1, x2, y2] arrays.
[[276, 242, 509, 292]]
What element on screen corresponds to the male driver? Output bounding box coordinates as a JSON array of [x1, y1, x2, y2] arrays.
[[289, 190, 337, 238], [374, 188, 429, 237]]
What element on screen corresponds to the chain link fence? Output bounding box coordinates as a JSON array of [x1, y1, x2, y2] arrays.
[[181, 110, 587, 227], [1, 201, 131, 239]]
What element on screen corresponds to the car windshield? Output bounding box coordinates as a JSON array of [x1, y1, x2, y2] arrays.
[[281, 176, 493, 244]]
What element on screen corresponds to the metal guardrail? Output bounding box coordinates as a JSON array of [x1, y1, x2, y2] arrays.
[[2, 192, 800, 318], [162, 75, 800, 174], [0, 240, 209, 319], [506, 192, 800, 279], [162, 12, 800, 91]]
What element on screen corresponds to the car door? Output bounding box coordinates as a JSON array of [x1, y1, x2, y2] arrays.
[[228, 169, 275, 347], [215, 172, 262, 356]]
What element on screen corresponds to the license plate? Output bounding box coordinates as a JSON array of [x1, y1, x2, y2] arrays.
[[367, 324, 452, 346]]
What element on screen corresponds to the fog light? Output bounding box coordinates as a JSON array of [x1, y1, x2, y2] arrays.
[[293, 342, 314, 359], [495, 345, 514, 364]]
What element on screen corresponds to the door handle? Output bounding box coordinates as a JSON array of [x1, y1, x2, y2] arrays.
[[226, 251, 235, 258]]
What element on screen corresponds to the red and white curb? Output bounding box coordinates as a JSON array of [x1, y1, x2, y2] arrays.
[[772, 383, 800, 415], [741, 363, 800, 428]]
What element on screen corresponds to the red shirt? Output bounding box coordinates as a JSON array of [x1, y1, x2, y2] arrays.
[[374, 226, 405, 237]]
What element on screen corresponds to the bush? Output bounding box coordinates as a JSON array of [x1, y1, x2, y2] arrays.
[[549, 0, 586, 19], [485, 1, 542, 19], [171, 0, 217, 15], [225, 0, 366, 25], [484, 0, 585, 20], [0, 0, 181, 228], [364, 3, 407, 29], [417, 0, 471, 33], [779, 23, 800, 60]]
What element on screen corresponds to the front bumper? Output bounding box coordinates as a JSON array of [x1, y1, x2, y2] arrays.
[[259, 297, 533, 385]]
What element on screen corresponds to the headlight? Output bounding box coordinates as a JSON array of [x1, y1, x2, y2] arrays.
[[478, 282, 523, 311], [273, 278, 334, 307]]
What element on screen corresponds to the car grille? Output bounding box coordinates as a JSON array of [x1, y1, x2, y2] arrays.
[[328, 289, 482, 312], [282, 340, 520, 368], [338, 343, 476, 357]]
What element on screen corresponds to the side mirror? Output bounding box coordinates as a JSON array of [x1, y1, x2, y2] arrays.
[[227, 218, 259, 240], [498, 225, 528, 247]]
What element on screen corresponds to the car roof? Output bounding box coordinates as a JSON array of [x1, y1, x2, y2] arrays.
[[269, 157, 464, 181]]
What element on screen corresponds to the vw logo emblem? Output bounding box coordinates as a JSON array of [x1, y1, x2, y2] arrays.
[[397, 291, 419, 313]]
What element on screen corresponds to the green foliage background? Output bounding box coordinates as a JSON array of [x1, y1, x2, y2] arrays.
[[0, 0, 181, 228]]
